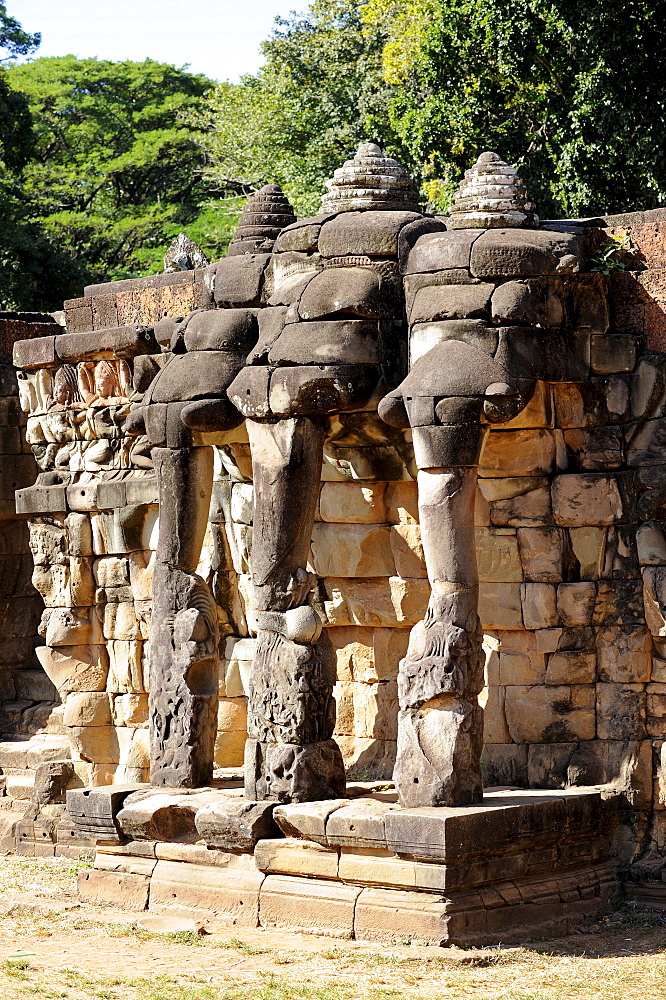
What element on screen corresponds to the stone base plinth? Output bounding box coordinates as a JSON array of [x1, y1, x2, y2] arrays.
[[72, 785, 620, 946]]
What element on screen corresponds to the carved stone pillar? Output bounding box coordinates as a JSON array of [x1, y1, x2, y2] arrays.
[[244, 417, 345, 802], [379, 340, 519, 806], [394, 465, 484, 806], [149, 445, 218, 787]]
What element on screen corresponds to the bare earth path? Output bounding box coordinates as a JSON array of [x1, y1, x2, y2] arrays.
[[0, 856, 665, 1000]]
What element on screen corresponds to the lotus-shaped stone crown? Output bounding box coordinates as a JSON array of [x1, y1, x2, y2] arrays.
[[447, 151, 538, 229], [228, 183, 297, 256], [320, 142, 420, 213]]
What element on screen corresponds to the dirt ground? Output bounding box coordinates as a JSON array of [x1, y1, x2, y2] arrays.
[[0, 855, 665, 1000]]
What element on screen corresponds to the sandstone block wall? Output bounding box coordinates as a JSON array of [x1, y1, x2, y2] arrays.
[[9, 213, 666, 862], [0, 314, 55, 735]]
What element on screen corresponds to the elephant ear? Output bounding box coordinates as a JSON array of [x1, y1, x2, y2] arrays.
[[399, 340, 516, 398]]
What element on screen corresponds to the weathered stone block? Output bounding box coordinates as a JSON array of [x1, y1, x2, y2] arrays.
[[254, 837, 339, 878], [195, 799, 278, 852], [353, 886, 455, 944], [646, 683, 666, 737], [63, 692, 112, 728], [551, 474, 623, 526], [563, 426, 624, 471], [476, 527, 522, 582], [44, 607, 103, 647], [210, 254, 270, 308], [504, 685, 596, 742], [259, 874, 360, 937], [384, 481, 419, 524], [478, 582, 523, 629], [107, 640, 145, 693], [270, 319, 381, 366], [385, 523, 425, 580], [481, 744, 529, 787], [596, 683, 646, 740], [545, 651, 596, 685], [103, 601, 141, 641], [311, 523, 395, 578], [13, 336, 57, 370], [569, 526, 607, 579], [491, 277, 564, 327], [323, 577, 428, 628], [405, 229, 480, 274], [590, 334, 636, 374], [593, 580, 645, 626], [470, 229, 585, 278], [325, 799, 395, 850], [318, 210, 419, 257], [489, 485, 553, 528], [150, 858, 263, 924], [69, 725, 129, 764], [333, 679, 398, 740], [318, 482, 386, 523], [117, 789, 222, 842], [556, 583, 597, 626], [336, 735, 396, 778], [273, 798, 347, 844], [527, 743, 578, 789], [481, 684, 511, 742], [214, 730, 247, 767], [521, 583, 558, 629], [409, 283, 492, 324], [516, 527, 563, 582], [500, 380, 552, 430], [498, 649, 545, 685], [596, 626, 651, 683], [78, 868, 150, 910], [637, 523, 666, 565], [480, 429, 556, 479], [112, 693, 149, 727]]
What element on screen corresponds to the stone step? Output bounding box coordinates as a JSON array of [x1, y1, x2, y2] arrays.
[[0, 735, 72, 771], [5, 773, 35, 800]]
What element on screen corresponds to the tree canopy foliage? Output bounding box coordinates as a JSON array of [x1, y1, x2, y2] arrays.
[[0, 1, 39, 173], [2, 0, 666, 309], [6, 56, 244, 299], [189, 0, 408, 216], [362, 0, 666, 216], [196, 0, 666, 219]]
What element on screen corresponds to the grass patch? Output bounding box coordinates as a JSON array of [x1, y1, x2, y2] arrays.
[[4, 957, 32, 979]]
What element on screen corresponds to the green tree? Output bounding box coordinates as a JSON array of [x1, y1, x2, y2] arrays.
[[362, 0, 666, 217], [0, 0, 40, 169], [7, 56, 242, 295], [192, 0, 411, 216]]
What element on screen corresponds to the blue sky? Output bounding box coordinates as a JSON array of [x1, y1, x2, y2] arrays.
[[10, 0, 304, 81]]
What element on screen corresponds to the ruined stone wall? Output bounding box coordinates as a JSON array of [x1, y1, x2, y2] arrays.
[[12, 214, 666, 863], [0, 313, 56, 734]]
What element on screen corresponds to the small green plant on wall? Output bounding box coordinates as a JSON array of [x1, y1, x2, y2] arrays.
[[590, 232, 636, 274]]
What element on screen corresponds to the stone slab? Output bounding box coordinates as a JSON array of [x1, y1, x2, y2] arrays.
[[77, 868, 150, 910], [383, 789, 611, 862], [195, 798, 279, 852], [149, 859, 263, 925], [116, 789, 223, 842], [254, 838, 340, 879], [259, 874, 361, 938]]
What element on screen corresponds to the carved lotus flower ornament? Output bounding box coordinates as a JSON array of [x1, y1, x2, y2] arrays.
[[320, 141, 420, 213], [228, 183, 297, 256], [447, 151, 538, 229]]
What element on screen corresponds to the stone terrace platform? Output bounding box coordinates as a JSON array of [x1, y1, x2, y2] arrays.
[[70, 782, 619, 946]]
